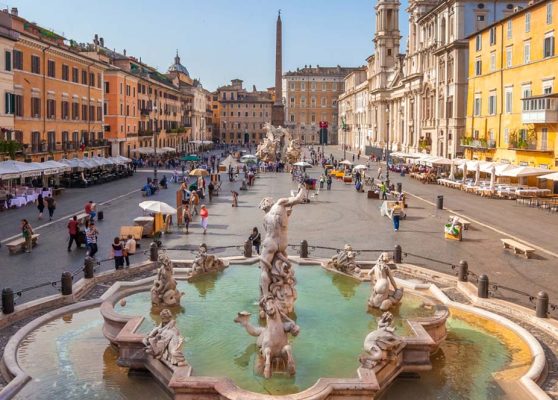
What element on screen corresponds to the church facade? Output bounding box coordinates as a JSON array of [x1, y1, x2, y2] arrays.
[[340, 0, 527, 159]]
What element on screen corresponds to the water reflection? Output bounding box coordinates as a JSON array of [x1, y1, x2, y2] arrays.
[[330, 271, 360, 299]]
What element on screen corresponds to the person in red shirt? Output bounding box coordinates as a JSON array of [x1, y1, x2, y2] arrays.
[[67, 215, 79, 251], [84, 200, 97, 221]]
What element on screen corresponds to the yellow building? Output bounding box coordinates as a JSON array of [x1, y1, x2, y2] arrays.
[[465, 0, 558, 170]]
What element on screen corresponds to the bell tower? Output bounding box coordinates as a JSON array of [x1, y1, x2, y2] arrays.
[[373, 0, 401, 76]]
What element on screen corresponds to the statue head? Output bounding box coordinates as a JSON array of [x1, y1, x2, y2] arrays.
[[378, 311, 394, 329], [259, 197, 274, 213], [343, 244, 353, 252], [259, 295, 278, 317], [198, 243, 208, 254], [160, 308, 173, 325]]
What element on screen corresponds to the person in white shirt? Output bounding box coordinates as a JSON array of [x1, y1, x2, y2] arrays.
[[124, 234, 137, 267]]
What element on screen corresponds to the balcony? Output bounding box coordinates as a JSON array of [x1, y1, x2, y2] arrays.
[[460, 138, 496, 149], [521, 94, 558, 124], [140, 108, 152, 116], [508, 141, 552, 152], [139, 130, 154, 137]]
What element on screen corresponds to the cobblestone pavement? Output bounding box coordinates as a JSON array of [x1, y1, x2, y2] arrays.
[[1, 146, 558, 314]]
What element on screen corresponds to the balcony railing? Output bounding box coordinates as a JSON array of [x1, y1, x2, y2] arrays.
[[139, 130, 154, 137], [521, 93, 558, 123], [140, 108, 152, 116], [460, 138, 496, 149], [508, 141, 551, 152]]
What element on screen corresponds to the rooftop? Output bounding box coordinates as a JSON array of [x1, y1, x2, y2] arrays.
[[284, 65, 361, 77]]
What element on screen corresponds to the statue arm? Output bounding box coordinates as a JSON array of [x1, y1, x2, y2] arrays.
[[278, 185, 307, 207]]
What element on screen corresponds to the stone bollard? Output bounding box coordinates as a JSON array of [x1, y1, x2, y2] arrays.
[[393, 245, 402, 264], [536, 291, 549, 318], [61, 272, 73, 296], [458, 260, 468, 282], [84, 256, 96, 279], [150, 242, 159, 262], [478, 274, 489, 299], [244, 240, 253, 258], [300, 240, 309, 258], [1, 288, 15, 314], [396, 182, 402, 194], [436, 195, 444, 210]]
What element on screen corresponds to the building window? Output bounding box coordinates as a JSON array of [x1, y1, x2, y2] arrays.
[[31, 97, 41, 117], [31, 55, 40, 74], [82, 104, 87, 121], [289, 82, 295, 90], [523, 41, 531, 64], [62, 100, 69, 119], [541, 127, 548, 150], [290, 114, 295, 122], [47, 99, 56, 119], [488, 93, 496, 115], [72, 102, 79, 120], [504, 128, 509, 144], [506, 47, 512, 68], [4, 51, 11, 71], [505, 88, 512, 114], [81, 70, 87, 85], [62, 64, 69, 81], [475, 34, 482, 51], [311, 82, 316, 91], [311, 96, 316, 107], [14, 94, 22, 117], [301, 82, 306, 90], [47, 60, 55, 78], [489, 27, 496, 45], [547, 3, 553, 24], [525, 12, 531, 32], [89, 73, 95, 87], [507, 20, 512, 39], [104, 82, 109, 93], [4, 92, 14, 114], [544, 35, 555, 58], [490, 52, 496, 71], [322, 82, 327, 91], [321, 97, 326, 107], [475, 58, 482, 75], [474, 95, 481, 116], [72, 67, 78, 83], [13, 50, 22, 70], [522, 85, 532, 110]]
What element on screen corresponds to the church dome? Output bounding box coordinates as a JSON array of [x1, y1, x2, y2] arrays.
[[168, 51, 189, 76]]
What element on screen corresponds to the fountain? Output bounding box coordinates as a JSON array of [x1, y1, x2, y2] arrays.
[[256, 123, 301, 165], [0, 193, 555, 400]]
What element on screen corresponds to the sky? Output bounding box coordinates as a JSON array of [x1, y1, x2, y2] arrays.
[[7, 0, 409, 91]]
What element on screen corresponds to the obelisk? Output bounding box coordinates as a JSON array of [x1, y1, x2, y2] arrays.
[[272, 10, 285, 127]]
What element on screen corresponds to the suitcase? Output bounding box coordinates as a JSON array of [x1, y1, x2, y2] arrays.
[[98, 211, 104, 220]]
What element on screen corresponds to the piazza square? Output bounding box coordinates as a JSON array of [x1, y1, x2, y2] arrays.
[[1, 1, 558, 399]]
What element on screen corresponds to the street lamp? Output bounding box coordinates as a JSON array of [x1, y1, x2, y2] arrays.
[[153, 129, 158, 179]]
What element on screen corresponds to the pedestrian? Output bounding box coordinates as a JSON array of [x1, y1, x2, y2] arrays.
[[190, 190, 199, 215], [392, 201, 402, 232], [112, 237, 125, 270], [85, 221, 99, 258], [200, 204, 208, 234], [45, 194, 56, 221], [355, 171, 362, 183], [37, 193, 45, 220], [208, 181, 214, 202], [319, 174, 325, 189], [21, 219, 33, 253], [231, 190, 239, 207], [182, 204, 192, 234], [352, 154, 355, 162], [124, 234, 136, 267], [377, 166, 382, 179], [380, 182, 388, 200], [248, 227, 261, 255], [67, 215, 79, 251], [326, 175, 332, 190], [85, 200, 96, 221]]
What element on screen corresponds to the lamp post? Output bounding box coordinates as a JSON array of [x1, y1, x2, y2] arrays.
[[385, 105, 390, 187], [153, 129, 158, 179]]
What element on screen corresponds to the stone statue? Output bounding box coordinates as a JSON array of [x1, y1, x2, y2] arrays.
[[143, 309, 187, 367], [256, 124, 280, 163], [256, 123, 299, 165], [285, 137, 301, 165], [151, 253, 183, 307], [359, 311, 404, 369], [190, 243, 226, 277], [326, 244, 361, 276], [234, 296, 299, 378], [258, 184, 307, 315], [367, 252, 403, 311]]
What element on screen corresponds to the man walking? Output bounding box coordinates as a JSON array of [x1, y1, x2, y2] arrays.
[[124, 234, 136, 267], [45, 194, 56, 221], [67, 216, 79, 251], [391, 201, 402, 232], [190, 190, 199, 216]]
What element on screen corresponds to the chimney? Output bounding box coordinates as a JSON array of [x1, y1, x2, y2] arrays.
[[99, 37, 104, 47], [94, 34, 99, 45], [252, 85, 257, 92], [10, 7, 18, 16], [123, 49, 126, 56]]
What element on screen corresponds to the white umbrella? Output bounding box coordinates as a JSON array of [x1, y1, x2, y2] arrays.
[[538, 172, 558, 181], [489, 165, 496, 189], [474, 163, 481, 186], [353, 164, 368, 170], [293, 161, 312, 167], [139, 201, 176, 214], [501, 166, 550, 177], [339, 160, 353, 166], [448, 161, 456, 181]]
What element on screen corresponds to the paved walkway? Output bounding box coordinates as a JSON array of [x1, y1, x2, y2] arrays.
[[1, 146, 558, 311]]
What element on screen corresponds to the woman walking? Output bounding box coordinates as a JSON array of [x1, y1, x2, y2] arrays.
[[111, 237, 125, 270], [248, 227, 261, 255], [45, 194, 56, 221], [21, 219, 33, 253], [37, 194, 45, 220], [199, 205, 208, 235]]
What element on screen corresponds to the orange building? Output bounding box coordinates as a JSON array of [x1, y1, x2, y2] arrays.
[[0, 10, 107, 161]]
